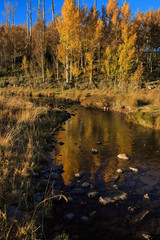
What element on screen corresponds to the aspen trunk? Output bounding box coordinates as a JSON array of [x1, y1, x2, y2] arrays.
[[42, 54, 45, 82], [43, 0, 45, 23], [57, 57, 59, 81], [66, 45, 69, 83], [70, 60, 72, 82], [29, 0, 32, 38], [52, 0, 55, 22], [27, 0, 29, 42]]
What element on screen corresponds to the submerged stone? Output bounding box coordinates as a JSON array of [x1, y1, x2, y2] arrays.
[[75, 172, 84, 179], [87, 191, 99, 198], [116, 169, 123, 174], [117, 153, 130, 160], [82, 182, 90, 188], [114, 192, 128, 201], [80, 216, 89, 223], [89, 211, 96, 218], [71, 188, 85, 195], [99, 196, 114, 205], [91, 148, 98, 154], [129, 167, 138, 173], [142, 233, 152, 240], [34, 192, 43, 202], [64, 213, 75, 221], [51, 172, 59, 180]]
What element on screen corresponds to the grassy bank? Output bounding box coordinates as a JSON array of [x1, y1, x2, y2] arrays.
[[55, 88, 160, 130], [1, 86, 160, 130], [0, 95, 70, 239]]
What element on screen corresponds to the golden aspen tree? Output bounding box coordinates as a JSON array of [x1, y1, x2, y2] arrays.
[[84, 7, 103, 86], [56, 0, 81, 84], [104, 0, 120, 85], [118, 1, 137, 87], [31, 16, 46, 79], [118, 1, 144, 90], [46, 21, 59, 81]]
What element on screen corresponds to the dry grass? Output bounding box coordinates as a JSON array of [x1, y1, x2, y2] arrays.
[[56, 87, 160, 129], [0, 95, 69, 239]]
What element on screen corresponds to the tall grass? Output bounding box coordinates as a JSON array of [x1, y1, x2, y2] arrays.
[[0, 96, 69, 239]]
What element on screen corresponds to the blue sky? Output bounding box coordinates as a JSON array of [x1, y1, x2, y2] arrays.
[[0, 0, 160, 26]]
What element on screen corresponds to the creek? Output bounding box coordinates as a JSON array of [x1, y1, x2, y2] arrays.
[[49, 105, 160, 240], [54, 105, 160, 185]]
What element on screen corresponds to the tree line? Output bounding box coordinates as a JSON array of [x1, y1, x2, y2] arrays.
[[0, 0, 160, 90]]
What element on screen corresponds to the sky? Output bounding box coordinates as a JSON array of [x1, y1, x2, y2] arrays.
[[0, 0, 160, 26]]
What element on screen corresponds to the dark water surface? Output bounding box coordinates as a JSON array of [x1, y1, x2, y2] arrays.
[[51, 105, 160, 240], [55, 105, 160, 185]]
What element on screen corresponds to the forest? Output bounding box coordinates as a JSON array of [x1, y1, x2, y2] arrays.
[[0, 0, 160, 91]]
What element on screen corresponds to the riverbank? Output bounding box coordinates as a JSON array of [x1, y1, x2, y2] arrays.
[[0, 95, 71, 239], [1, 86, 160, 130], [55, 88, 160, 130]]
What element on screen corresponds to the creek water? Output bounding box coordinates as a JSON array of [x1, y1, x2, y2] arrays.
[[55, 105, 160, 185], [52, 105, 160, 240]]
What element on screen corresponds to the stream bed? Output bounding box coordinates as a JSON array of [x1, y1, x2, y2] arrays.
[[48, 105, 160, 240]]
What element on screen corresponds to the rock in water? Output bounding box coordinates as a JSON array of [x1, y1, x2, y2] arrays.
[[87, 191, 99, 198], [75, 172, 84, 179], [116, 169, 123, 174], [91, 148, 98, 154], [144, 193, 150, 200], [80, 216, 89, 223], [129, 167, 138, 173], [142, 233, 152, 240], [99, 197, 114, 205], [82, 182, 90, 188], [71, 188, 85, 195], [117, 153, 130, 160], [114, 192, 128, 201], [64, 213, 75, 221]]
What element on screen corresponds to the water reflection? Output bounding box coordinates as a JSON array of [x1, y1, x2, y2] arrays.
[[54, 105, 160, 185]]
